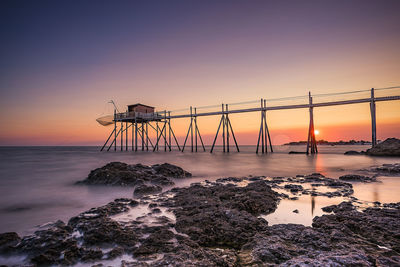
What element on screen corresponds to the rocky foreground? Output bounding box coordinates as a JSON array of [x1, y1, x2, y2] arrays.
[[1, 167, 399, 266]]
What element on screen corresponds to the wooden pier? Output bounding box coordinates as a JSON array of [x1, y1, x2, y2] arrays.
[[101, 87, 400, 154]]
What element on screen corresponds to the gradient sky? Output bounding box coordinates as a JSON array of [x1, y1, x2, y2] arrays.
[[0, 0, 399, 145]]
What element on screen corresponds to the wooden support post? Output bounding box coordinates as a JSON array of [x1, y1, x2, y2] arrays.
[[256, 99, 264, 154], [141, 122, 144, 151], [101, 128, 116, 151], [264, 99, 273, 152], [261, 99, 265, 154], [131, 122, 135, 151], [120, 122, 123, 151], [125, 122, 128, 151], [306, 92, 318, 154], [228, 114, 240, 152], [164, 111, 167, 152], [210, 115, 223, 153], [146, 122, 149, 151], [153, 123, 166, 152], [170, 126, 181, 151], [195, 108, 198, 152], [226, 104, 230, 153], [182, 110, 192, 152], [196, 123, 206, 152], [168, 112, 172, 151], [156, 121, 159, 151], [114, 109, 117, 151], [370, 88, 377, 147], [190, 107, 193, 152], [107, 128, 122, 151], [222, 104, 226, 153], [135, 118, 138, 152]]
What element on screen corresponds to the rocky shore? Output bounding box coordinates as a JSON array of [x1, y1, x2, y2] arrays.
[[345, 137, 400, 157], [1, 163, 399, 266]]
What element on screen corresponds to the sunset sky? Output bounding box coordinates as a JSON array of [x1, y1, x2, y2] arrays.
[[0, 0, 399, 146]]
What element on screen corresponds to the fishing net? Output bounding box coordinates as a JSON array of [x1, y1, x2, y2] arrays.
[[96, 115, 114, 126]]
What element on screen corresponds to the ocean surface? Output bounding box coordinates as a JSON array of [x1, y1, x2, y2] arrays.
[[0, 145, 399, 236]]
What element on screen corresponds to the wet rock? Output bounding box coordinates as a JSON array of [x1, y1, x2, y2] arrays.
[[77, 162, 191, 186], [366, 138, 400, 156], [284, 184, 303, 193], [369, 163, 400, 174], [0, 232, 20, 252], [134, 184, 162, 196], [240, 202, 400, 265], [169, 181, 279, 249], [339, 174, 377, 183], [152, 163, 192, 178], [135, 228, 175, 255], [344, 150, 365, 155], [321, 201, 355, 213]]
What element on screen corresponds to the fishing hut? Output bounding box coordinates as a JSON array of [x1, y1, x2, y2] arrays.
[[101, 103, 182, 152]]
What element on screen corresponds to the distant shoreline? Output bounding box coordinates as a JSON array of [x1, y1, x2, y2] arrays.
[[284, 140, 373, 146]]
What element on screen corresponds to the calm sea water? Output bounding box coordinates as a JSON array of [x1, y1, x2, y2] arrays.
[[0, 145, 399, 235]]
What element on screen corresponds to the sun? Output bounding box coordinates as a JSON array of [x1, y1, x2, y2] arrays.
[[314, 129, 320, 135]]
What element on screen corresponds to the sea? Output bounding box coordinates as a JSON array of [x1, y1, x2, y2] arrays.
[[0, 145, 399, 236]]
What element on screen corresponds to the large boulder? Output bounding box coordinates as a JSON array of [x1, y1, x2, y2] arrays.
[[366, 138, 400, 156], [77, 162, 191, 186]]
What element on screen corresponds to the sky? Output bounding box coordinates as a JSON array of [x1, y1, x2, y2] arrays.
[[0, 0, 399, 146]]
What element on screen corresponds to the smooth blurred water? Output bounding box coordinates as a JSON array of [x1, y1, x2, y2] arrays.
[[0, 145, 399, 235]]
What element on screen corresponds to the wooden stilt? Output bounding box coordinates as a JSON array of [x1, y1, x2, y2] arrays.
[[168, 112, 172, 151], [195, 124, 206, 152], [135, 118, 138, 152], [114, 109, 117, 151], [121, 121, 124, 151], [107, 128, 122, 151], [195, 108, 198, 152], [264, 100, 273, 152], [222, 104, 226, 152], [125, 122, 128, 151], [257, 99, 264, 154], [146, 122, 149, 151], [164, 111, 167, 152], [190, 107, 193, 152], [370, 88, 377, 147], [227, 116, 240, 152], [226, 104, 230, 153], [210, 116, 223, 153], [131, 122, 134, 151], [153, 123, 166, 152], [306, 92, 318, 154], [156, 121, 159, 151], [101, 128, 115, 151], [182, 119, 192, 152]]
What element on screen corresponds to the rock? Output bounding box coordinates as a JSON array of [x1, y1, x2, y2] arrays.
[[284, 184, 303, 193], [169, 181, 279, 249], [77, 162, 191, 186], [151, 163, 192, 178], [321, 201, 355, 213], [134, 184, 162, 196], [240, 202, 400, 265], [369, 163, 400, 174], [0, 232, 20, 252], [339, 174, 377, 183], [344, 150, 364, 155], [366, 138, 400, 156]]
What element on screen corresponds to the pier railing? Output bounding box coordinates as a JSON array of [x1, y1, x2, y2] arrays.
[[104, 86, 400, 154]]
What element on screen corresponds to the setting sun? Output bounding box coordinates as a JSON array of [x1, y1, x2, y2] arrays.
[[314, 130, 320, 135]]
